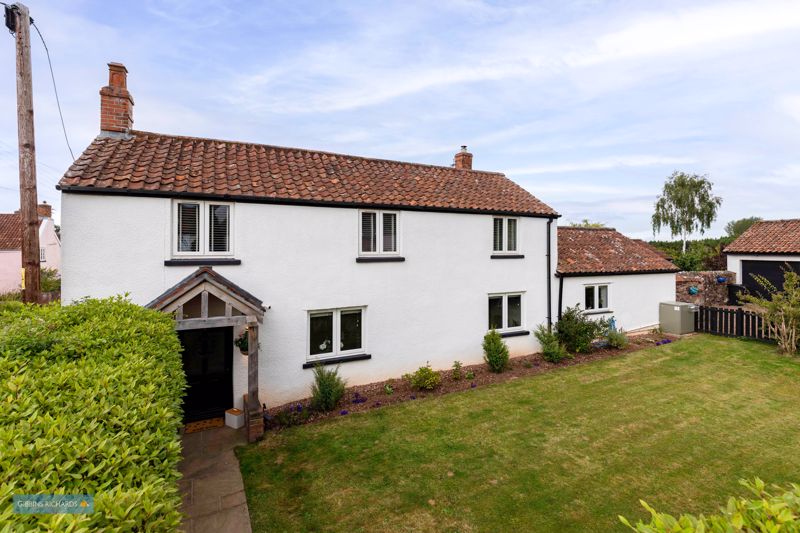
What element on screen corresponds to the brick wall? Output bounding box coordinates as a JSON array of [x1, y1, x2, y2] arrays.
[[675, 270, 735, 306]]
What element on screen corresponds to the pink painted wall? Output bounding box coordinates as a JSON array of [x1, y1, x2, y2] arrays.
[[0, 250, 21, 293]]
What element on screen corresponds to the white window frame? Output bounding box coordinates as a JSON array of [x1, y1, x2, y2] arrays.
[[358, 210, 400, 256], [307, 306, 367, 362], [172, 200, 234, 257], [39, 247, 46, 262], [487, 292, 525, 332], [492, 216, 519, 254], [583, 283, 611, 313]]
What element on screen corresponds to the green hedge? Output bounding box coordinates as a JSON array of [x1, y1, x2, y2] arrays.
[[621, 479, 800, 532], [0, 297, 186, 531]]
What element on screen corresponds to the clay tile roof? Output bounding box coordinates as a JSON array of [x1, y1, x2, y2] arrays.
[[0, 213, 23, 250], [557, 227, 679, 276], [58, 130, 558, 217], [723, 219, 800, 255]]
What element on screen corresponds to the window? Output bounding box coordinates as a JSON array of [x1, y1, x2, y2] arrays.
[[492, 217, 518, 253], [360, 211, 398, 254], [488, 293, 524, 331], [308, 307, 365, 360], [39, 247, 46, 262], [584, 284, 610, 311], [173, 200, 233, 256]]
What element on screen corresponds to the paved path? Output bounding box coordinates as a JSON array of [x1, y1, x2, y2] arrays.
[[179, 427, 252, 533]]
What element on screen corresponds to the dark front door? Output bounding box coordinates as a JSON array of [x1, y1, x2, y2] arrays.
[[178, 327, 233, 423], [741, 260, 800, 299]]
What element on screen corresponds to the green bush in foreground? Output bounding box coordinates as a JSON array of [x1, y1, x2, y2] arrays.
[[534, 325, 570, 363], [0, 297, 185, 531], [310, 364, 346, 412], [405, 363, 442, 390], [621, 478, 800, 532], [483, 330, 510, 372]]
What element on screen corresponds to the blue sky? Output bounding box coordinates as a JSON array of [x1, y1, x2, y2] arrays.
[[1, 0, 799, 238]]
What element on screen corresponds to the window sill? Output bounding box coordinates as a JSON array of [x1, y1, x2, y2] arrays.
[[302, 353, 372, 369], [584, 309, 612, 315], [491, 254, 525, 259], [356, 256, 406, 263], [164, 258, 241, 266], [498, 329, 530, 338]]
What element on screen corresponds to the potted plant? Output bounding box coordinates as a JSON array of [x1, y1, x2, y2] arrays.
[[235, 329, 249, 355]]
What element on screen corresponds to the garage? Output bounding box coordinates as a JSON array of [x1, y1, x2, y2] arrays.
[[725, 219, 800, 300]]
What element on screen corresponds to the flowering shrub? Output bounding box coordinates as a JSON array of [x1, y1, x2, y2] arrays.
[[310, 364, 346, 412], [483, 330, 509, 372], [0, 297, 185, 531], [621, 479, 800, 532], [405, 363, 442, 390]]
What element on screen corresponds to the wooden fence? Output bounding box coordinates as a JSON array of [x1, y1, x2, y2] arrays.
[[694, 305, 773, 341]]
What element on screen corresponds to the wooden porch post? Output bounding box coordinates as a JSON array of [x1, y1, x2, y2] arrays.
[[247, 322, 264, 442]]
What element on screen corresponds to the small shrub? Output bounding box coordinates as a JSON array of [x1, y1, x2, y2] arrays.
[[406, 363, 442, 390], [606, 329, 629, 349], [522, 359, 533, 369], [465, 370, 475, 380], [555, 305, 609, 353], [383, 383, 394, 395], [270, 404, 311, 428], [534, 325, 570, 363], [452, 360, 463, 380], [483, 330, 509, 373], [621, 478, 800, 532], [310, 365, 346, 412]]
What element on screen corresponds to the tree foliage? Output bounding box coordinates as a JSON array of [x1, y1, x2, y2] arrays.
[[569, 219, 606, 228], [652, 171, 722, 252], [739, 268, 800, 356], [724, 216, 762, 238]]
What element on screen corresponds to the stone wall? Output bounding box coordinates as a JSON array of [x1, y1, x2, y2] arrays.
[[675, 271, 735, 306]]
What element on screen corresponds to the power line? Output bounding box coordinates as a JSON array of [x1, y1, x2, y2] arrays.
[[30, 19, 75, 161]]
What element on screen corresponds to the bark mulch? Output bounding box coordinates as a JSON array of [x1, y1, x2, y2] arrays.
[[263, 332, 679, 431]]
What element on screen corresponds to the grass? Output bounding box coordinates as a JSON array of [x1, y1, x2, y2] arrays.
[[237, 335, 800, 532]]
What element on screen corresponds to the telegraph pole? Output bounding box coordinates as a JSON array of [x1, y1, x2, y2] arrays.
[[7, 3, 40, 303]]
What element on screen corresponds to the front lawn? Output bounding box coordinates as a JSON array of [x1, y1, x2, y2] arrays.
[[238, 335, 800, 532]]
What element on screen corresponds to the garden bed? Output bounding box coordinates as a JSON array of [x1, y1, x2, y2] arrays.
[[264, 331, 677, 428]]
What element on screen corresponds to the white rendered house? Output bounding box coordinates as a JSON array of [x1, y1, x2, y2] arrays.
[[556, 227, 678, 332], [59, 63, 559, 440]]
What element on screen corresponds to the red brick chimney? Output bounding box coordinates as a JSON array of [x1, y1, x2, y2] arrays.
[[37, 202, 52, 218], [100, 62, 133, 133], [454, 145, 473, 170]]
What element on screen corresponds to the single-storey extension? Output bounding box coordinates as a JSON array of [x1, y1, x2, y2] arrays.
[[556, 227, 679, 332]]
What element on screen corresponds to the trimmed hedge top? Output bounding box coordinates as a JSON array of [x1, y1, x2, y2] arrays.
[[0, 297, 186, 531]]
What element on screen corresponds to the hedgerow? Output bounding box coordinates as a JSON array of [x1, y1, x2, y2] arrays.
[[0, 297, 186, 531]]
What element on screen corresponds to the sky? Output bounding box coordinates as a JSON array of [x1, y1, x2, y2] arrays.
[[0, 0, 799, 239]]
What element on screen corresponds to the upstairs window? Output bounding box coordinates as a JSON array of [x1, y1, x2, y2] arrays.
[[360, 211, 398, 254], [584, 284, 610, 311], [488, 292, 524, 331], [174, 200, 233, 256], [493, 217, 518, 253]]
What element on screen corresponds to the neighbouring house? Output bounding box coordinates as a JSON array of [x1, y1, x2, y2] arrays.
[[724, 219, 800, 298], [58, 63, 560, 440], [556, 227, 679, 332], [0, 202, 61, 294]]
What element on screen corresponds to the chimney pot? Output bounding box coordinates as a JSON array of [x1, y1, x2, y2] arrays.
[[100, 62, 134, 133], [454, 145, 473, 170]]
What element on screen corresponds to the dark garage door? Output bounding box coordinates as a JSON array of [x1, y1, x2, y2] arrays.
[[741, 260, 800, 299]]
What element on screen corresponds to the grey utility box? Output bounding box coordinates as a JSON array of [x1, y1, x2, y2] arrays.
[[659, 301, 697, 335]]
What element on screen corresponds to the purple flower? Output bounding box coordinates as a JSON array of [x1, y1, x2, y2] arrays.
[[470, 382, 477, 388], [340, 410, 349, 415], [655, 341, 662, 346], [295, 404, 303, 412], [374, 401, 381, 407], [410, 395, 416, 400]]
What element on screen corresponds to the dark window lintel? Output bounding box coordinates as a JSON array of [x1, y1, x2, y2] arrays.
[[302, 353, 372, 369], [499, 330, 530, 338], [491, 254, 525, 259], [356, 256, 406, 263], [164, 258, 242, 266]]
